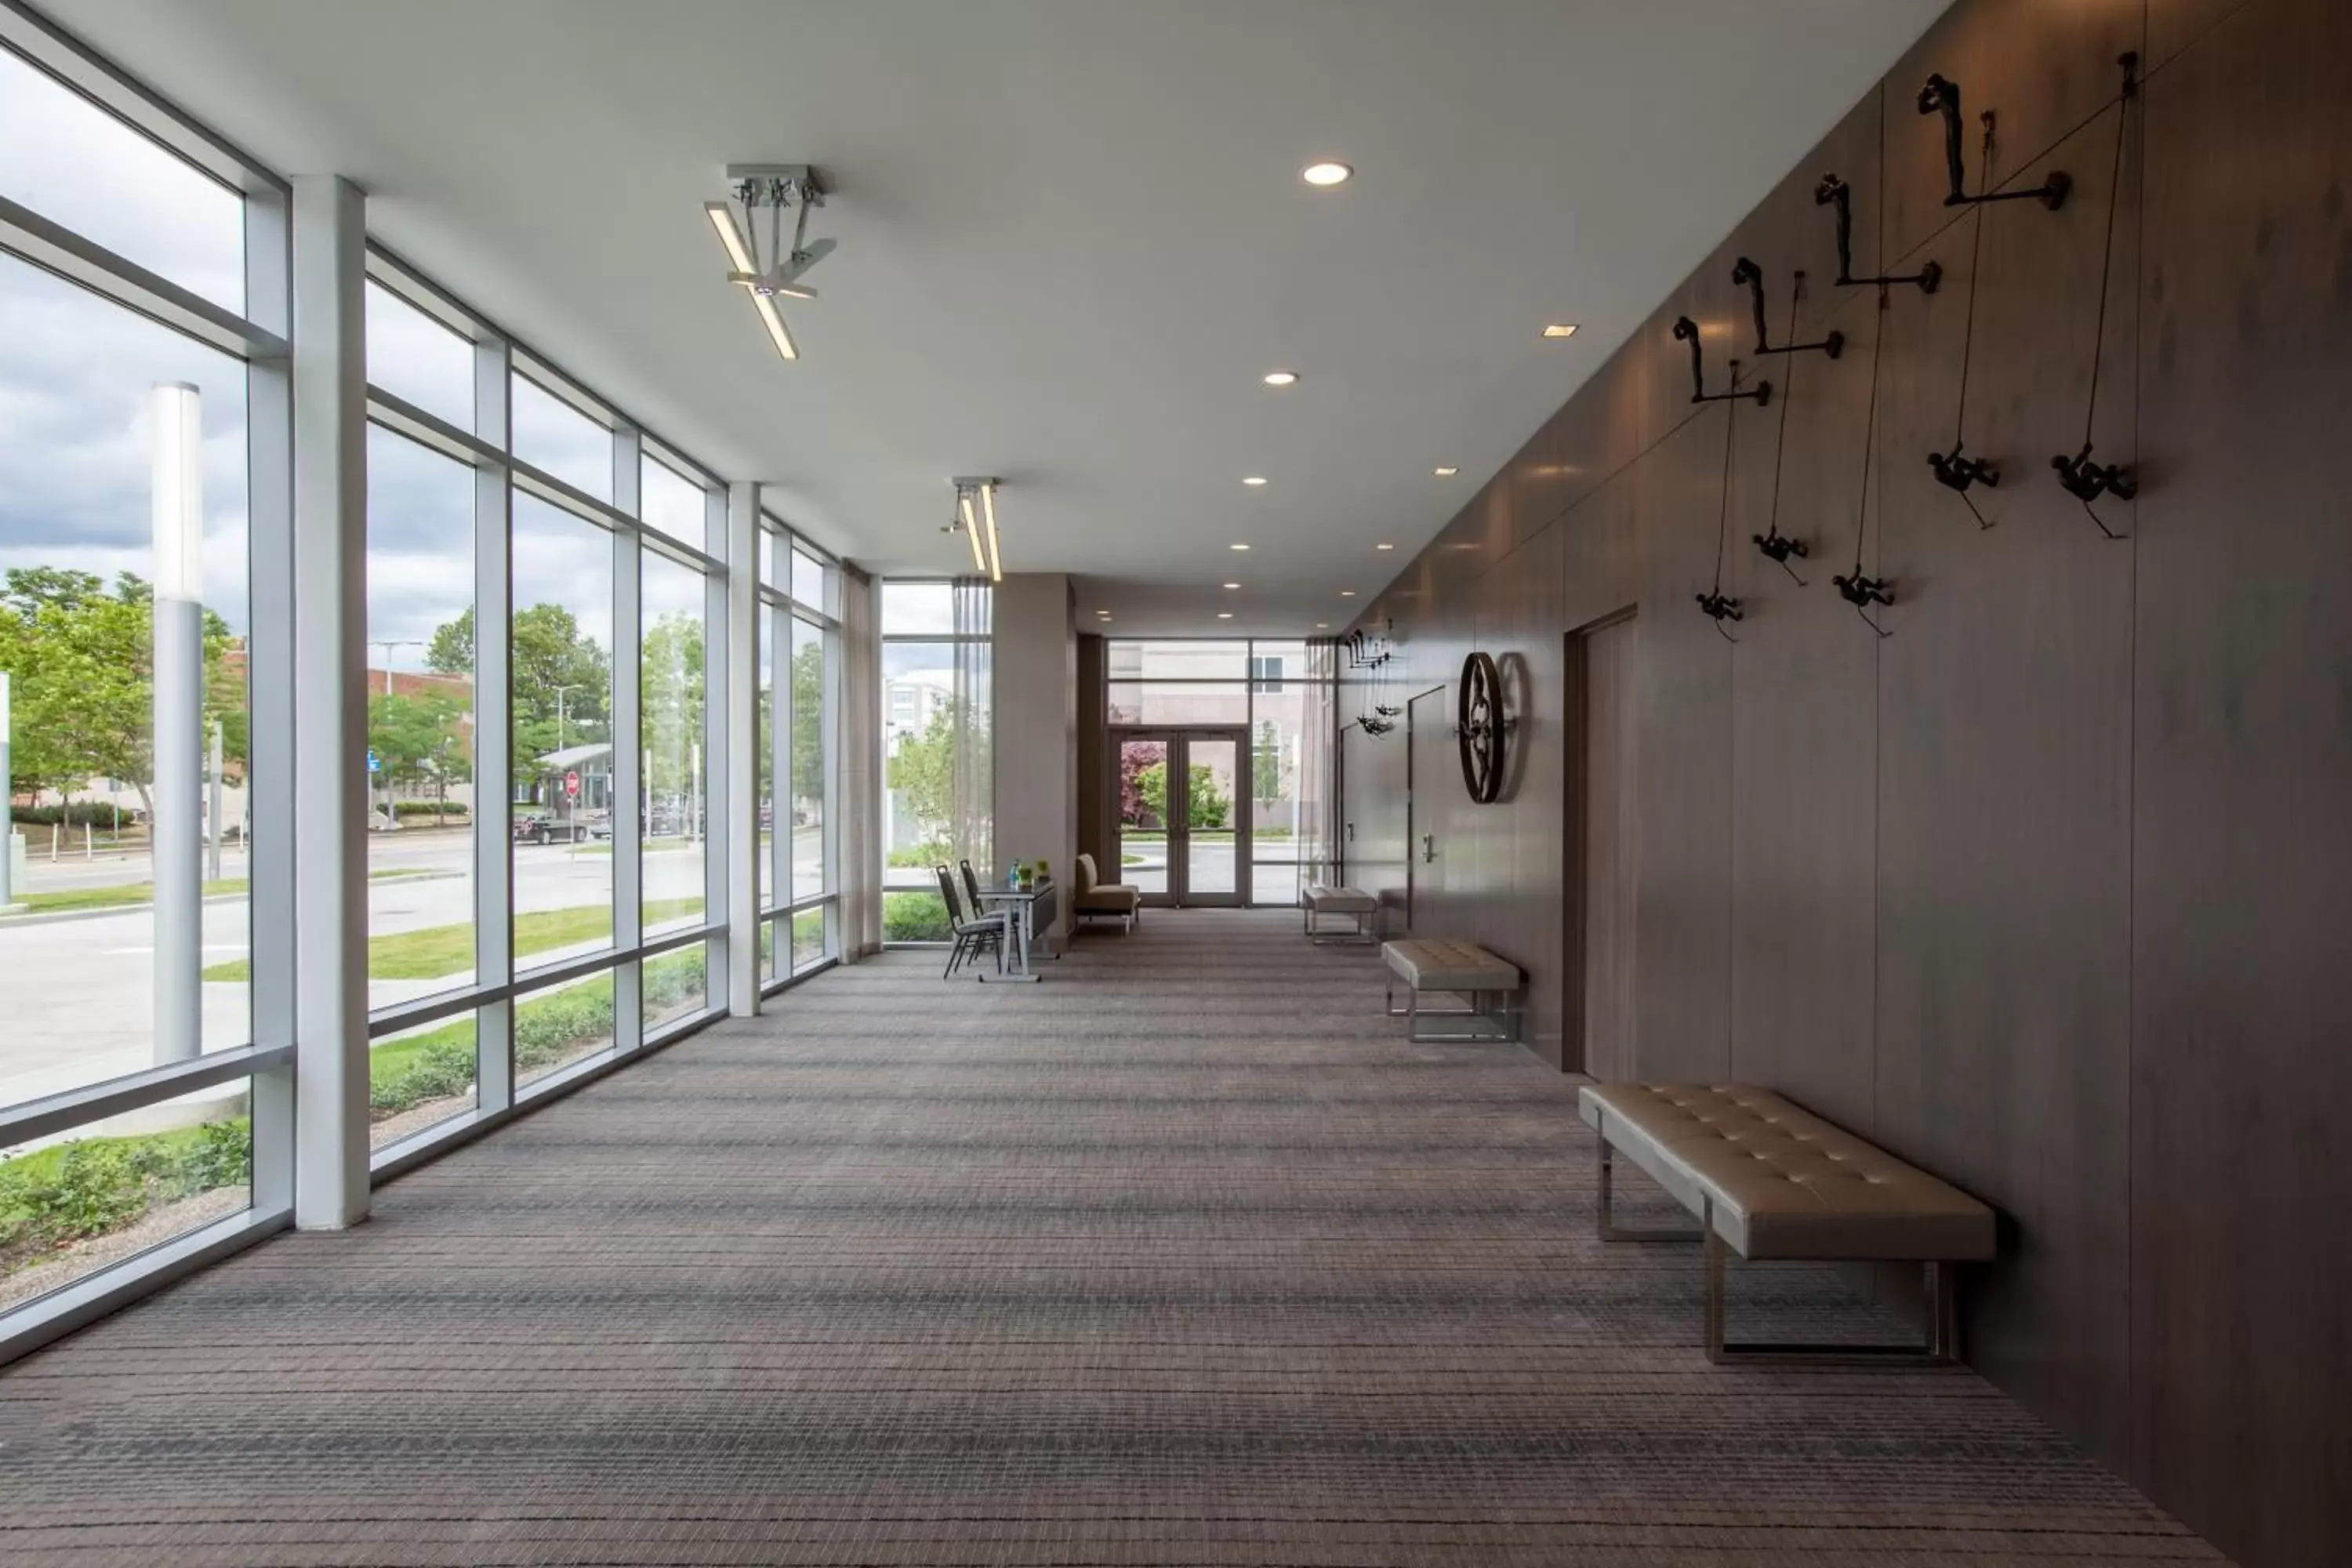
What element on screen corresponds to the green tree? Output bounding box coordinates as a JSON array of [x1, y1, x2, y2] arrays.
[[790, 633, 825, 815], [1136, 760, 1230, 830], [641, 610, 705, 803], [367, 687, 470, 817], [0, 568, 238, 814], [887, 705, 956, 839], [1253, 719, 1282, 804], [429, 602, 608, 794]]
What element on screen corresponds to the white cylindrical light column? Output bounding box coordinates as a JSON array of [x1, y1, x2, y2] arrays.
[[151, 381, 205, 1065]]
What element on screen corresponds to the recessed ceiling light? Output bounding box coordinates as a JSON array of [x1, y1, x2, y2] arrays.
[[1541, 323, 1580, 339], [1230, 543, 1250, 551], [1262, 370, 1299, 387], [1433, 466, 1459, 477], [1316, 622, 1329, 630], [1222, 582, 1241, 590], [1339, 590, 1356, 597], [1301, 161, 1352, 187], [1375, 543, 1395, 551], [1217, 612, 1234, 619], [1243, 475, 1268, 487]]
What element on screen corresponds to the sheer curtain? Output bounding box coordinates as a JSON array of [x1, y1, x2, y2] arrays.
[[949, 576, 994, 882], [838, 564, 882, 960], [1298, 637, 1338, 884]]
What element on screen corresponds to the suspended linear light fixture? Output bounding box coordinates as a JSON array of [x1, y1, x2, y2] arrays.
[[707, 164, 833, 361], [949, 477, 1004, 582]]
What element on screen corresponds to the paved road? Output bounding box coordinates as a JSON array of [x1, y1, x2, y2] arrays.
[[0, 828, 825, 1116]]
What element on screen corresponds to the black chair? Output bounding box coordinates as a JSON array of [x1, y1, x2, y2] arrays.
[[960, 859, 986, 914], [935, 864, 1007, 979]]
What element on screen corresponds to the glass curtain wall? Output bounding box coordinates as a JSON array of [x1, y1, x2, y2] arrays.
[[757, 514, 843, 983], [359, 256, 741, 1134], [1106, 638, 1337, 906], [0, 33, 289, 1316], [0, 15, 849, 1348], [880, 579, 992, 942]]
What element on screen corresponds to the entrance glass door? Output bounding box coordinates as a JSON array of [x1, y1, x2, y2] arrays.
[[1114, 728, 1250, 906]]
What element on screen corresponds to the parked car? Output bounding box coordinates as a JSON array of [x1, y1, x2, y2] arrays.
[[513, 811, 591, 845]]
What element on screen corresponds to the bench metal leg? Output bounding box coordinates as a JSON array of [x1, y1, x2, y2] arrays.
[[1595, 1140, 1704, 1243], [1702, 1197, 1962, 1367], [1385, 985, 1515, 1042]]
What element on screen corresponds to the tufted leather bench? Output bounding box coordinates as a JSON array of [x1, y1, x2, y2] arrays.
[[1301, 884, 1380, 945], [1578, 1082, 1996, 1365], [1381, 938, 1522, 1041]]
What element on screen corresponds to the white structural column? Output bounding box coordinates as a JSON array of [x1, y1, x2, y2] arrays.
[[150, 382, 205, 1063], [725, 482, 760, 1014], [609, 428, 643, 1046], [471, 333, 515, 1112], [289, 174, 370, 1228], [991, 574, 1078, 942]]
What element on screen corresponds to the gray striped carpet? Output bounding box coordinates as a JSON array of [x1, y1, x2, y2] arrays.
[[0, 909, 2223, 1566]]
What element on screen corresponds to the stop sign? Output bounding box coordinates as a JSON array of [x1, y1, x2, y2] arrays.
[[564, 770, 581, 798]]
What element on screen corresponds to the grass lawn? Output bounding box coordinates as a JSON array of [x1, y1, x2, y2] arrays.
[[9, 866, 443, 920], [201, 895, 705, 983]]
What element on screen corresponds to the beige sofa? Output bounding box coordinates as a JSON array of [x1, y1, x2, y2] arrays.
[[1073, 852, 1142, 932]]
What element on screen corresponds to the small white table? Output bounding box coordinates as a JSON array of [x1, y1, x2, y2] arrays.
[[975, 880, 1060, 982]]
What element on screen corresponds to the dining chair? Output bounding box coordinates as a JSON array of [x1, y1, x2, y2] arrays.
[[935, 864, 1008, 979]]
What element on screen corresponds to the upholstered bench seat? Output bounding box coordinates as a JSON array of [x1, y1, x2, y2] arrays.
[[1381, 938, 1521, 1040], [1302, 884, 1378, 943], [1073, 852, 1142, 933], [1578, 1082, 1996, 1364]]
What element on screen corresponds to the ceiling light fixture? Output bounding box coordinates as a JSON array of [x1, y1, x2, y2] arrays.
[[1217, 612, 1234, 619], [1316, 622, 1329, 630], [708, 164, 833, 361], [1243, 476, 1268, 487], [1223, 582, 1241, 590], [949, 477, 1004, 582], [1375, 543, 1395, 551], [1433, 466, 1459, 477], [1340, 590, 1357, 597], [1302, 161, 1352, 187], [1541, 322, 1581, 339], [1262, 370, 1299, 387], [1230, 543, 1250, 551]]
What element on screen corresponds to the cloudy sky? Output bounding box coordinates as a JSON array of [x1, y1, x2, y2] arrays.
[[2, 43, 702, 688]]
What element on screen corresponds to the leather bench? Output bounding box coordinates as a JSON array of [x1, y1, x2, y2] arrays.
[[1578, 1082, 1997, 1365], [1301, 883, 1379, 944], [1381, 938, 1522, 1042]]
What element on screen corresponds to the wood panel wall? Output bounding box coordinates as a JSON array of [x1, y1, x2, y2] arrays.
[[1338, 2, 2347, 1563]]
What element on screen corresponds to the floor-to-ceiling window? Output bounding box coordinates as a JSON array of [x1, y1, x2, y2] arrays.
[[360, 260, 739, 1136], [759, 515, 844, 982], [0, 31, 290, 1316], [1106, 638, 1334, 907], [0, 14, 844, 1354], [880, 580, 991, 942]]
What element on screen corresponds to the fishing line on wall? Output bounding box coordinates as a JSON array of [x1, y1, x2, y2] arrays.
[[1926, 124, 2001, 528], [1695, 359, 1748, 640], [1752, 272, 1812, 584], [1834, 285, 1895, 637], [2050, 52, 2140, 537]]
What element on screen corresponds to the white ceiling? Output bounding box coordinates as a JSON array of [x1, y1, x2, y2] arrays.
[[43, 0, 1944, 634]]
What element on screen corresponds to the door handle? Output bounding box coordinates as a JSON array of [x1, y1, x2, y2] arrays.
[[1422, 834, 1436, 864]]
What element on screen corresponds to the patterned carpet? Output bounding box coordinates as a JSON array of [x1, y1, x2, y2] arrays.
[[0, 909, 2223, 1566]]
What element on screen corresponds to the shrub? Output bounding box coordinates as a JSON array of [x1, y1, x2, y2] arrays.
[[390, 800, 469, 821], [884, 890, 952, 942], [0, 1115, 252, 1274], [9, 801, 130, 829]]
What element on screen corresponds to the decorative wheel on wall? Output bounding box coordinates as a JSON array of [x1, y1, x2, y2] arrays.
[[1457, 650, 1506, 804]]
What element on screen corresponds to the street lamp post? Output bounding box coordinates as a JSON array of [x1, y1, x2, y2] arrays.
[[365, 639, 424, 829], [0, 670, 22, 914], [550, 682, 583, 836], [151, 382, 204, 1065]]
